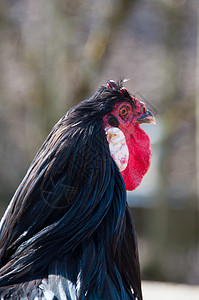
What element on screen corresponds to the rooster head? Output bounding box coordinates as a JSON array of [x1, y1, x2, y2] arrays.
[[102, 80, 155, 191]]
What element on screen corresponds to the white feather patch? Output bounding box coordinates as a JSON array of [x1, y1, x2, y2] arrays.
[[105, 127, 129, 172]]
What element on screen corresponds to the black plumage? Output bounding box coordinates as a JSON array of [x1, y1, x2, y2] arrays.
[[0, 82, 142, 299]]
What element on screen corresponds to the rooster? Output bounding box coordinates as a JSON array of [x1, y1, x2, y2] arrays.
[[0, 80, 155, 300]]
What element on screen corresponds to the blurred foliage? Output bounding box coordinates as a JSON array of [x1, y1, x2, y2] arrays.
[[0, 0, 198, 285]]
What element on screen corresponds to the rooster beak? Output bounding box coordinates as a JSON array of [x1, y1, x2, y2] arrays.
[[137, 110, 156, 125]]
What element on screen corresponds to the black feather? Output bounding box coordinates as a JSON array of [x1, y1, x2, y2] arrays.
[[0, 81, 142, 299]]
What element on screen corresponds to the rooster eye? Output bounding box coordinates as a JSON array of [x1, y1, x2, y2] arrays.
[[119, 106, 129, 117]]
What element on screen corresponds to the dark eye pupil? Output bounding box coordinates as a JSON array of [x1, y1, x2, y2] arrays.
[[122, 109, 126, 114]]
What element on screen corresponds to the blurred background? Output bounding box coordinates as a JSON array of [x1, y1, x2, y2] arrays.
[[0, 0, 198, 293]]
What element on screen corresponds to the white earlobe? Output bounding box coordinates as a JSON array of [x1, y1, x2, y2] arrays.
[[105, 127, 129, 172]]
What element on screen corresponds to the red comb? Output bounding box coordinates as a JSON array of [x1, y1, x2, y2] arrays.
[[107, 80, 117, 89]]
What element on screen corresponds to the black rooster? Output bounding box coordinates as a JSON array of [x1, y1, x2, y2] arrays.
[[0, 80, 155, 299]]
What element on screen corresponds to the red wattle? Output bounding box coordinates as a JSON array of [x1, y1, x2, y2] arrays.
[[120, 123, 152, 191]]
